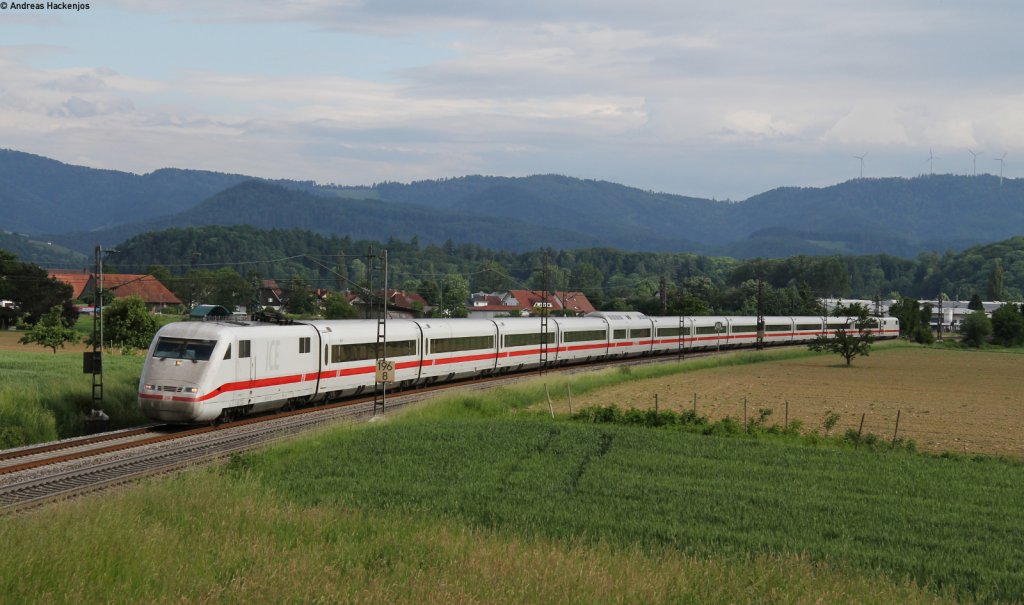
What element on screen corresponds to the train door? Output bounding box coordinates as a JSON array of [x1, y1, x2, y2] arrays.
[[237, 338, 255, 404]]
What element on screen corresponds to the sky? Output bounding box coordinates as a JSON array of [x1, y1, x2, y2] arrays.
[[0, 1, 1021, 200]]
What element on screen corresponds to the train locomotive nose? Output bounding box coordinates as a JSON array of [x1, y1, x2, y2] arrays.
[[139, 382, 204, 423]]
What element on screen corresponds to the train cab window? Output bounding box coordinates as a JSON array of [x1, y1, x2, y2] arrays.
[[239, 340, 251, 358], [223, 344, 231, 360], [299, 337, 311, 354], [153, 338, 217, 362]]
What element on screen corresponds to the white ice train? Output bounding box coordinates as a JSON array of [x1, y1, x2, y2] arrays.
[[138, 312, 899, 424]]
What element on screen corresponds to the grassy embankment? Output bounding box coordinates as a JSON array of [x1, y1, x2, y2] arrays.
[[2, 344, 1023, 603], [0, 316, 176, 447]]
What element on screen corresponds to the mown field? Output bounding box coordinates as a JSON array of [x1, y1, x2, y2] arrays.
[[2, 345, 1024, 603], [547, 344, 1024, 457]]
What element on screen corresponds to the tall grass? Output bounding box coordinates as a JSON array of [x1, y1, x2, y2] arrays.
[[235, 417, 1024, 603], [0, 349, 145, 448], [0, 469, 956, 604]]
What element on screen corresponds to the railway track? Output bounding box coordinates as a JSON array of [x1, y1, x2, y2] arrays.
[[0, 348, 724, 515]]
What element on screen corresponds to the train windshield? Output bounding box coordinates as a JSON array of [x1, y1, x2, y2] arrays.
[[153, 338, 217, 362]]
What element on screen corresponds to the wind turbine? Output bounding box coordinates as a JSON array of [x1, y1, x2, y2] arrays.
[[968, 149, 984, 176], [926, 147, 939, 175], [994, 153, 1008, 185], [853, 152, 867, 179]]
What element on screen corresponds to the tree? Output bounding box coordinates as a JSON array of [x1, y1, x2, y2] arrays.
[[435, 273, 470, 318], [0, 250, 74, 326], [967, 293, 985, 311], [19, 305, 80, 353], [807, 303, 875, 366], [348, 259, 367, 288], [285, 276, 317, 315], [987, 260, 1005, 301], [474, 260, 515, 293], [961, 310, 992, 347], [101, 296, 157, 350], [574, 262, 605, 302], [990, 303, 1024, 346], [209, 267, 252, 311], [323, 294, 358, 319]]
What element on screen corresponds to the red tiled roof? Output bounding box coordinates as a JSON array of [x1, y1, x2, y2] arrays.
[[347, 290, 428, 311], [49, 270, 92, 299], [85, 274, 181, 305], [492, 290, 595, 315], [556, 291, 596, 314], [505, 290, 564, 311], [388, 290, 427, 309]]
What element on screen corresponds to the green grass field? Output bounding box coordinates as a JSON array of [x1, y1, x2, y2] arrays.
[[0, 344, 146, 448], [233, 417, 1023, 602], [3, 346, 1023, 603]]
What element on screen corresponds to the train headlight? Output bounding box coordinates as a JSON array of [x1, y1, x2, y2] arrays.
[[184, 387, 198, 394], [144, 384, 156, 391]]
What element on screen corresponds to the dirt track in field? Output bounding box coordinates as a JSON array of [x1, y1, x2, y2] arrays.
[[0, 330, 92, 353], [559, 346, 1024, 458]]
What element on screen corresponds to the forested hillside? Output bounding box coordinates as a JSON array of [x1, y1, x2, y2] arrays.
[[6, 149, 1024, 259], [105, 225, 1024, 313], [54, 181, 606, 253], [0, 149, 252, 234], [373, 173, 1024, 256]]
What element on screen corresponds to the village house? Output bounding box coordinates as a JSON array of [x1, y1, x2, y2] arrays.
[[467, 290, 595, 318]]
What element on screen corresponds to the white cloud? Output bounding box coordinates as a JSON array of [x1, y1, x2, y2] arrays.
[[2, 2, 1024, 199]]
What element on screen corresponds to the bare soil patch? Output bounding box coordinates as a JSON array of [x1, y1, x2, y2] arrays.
[[0, 329, 92, 353], [562, 346, 1024, 457]]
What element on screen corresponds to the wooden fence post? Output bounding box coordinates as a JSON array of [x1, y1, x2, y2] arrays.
[[655, 393, 659, 414], [566, 384, 573, 416], [744, 397, 748, 433], [892, 409, 901, 447], [545, 384, 554, 419]]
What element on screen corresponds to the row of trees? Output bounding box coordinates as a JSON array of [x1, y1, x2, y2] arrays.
[[109, 225, 1024, 317], [959, 304, 1024, 347]]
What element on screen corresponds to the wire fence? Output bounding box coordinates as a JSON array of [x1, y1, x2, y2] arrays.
[[592, 391, 1024, 458]]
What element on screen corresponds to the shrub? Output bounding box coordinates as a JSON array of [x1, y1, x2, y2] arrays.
[[822, 411, 840, 435], [911, 325, 935, 345], [991, 303, 1024, 346], [961, 310, 992, 347]]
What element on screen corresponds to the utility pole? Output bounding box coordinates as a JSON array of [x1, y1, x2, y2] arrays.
[[84, 246, 111, 433], [539, 255, 550, 374], [755, 276, 765, 350], [372, 248, 390, 416]]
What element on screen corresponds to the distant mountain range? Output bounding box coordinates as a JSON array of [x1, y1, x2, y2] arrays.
[[2, 148, 1022, 263]]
